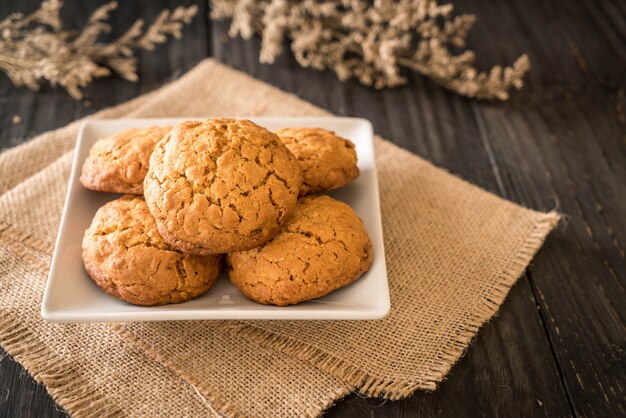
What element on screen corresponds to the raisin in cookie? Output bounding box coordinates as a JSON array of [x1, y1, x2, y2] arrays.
[[227, 195, 373, 306], [144, 118, 302, 255], [80, 125, 172, 194], [82, 195, 222, 306], [275, 127, 359, 195]]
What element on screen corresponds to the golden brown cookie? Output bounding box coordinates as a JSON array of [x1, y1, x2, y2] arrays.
[[82, 195, 222, 306], [144, 118, 302, 255], [80, 125, 172, 194], [227, 195, 373, 306], [275, 127, 359, 195]]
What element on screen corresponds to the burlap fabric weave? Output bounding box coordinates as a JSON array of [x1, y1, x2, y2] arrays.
[[0, 59, 559, 417]]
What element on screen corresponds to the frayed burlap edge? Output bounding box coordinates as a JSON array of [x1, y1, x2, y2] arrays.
[[0, 317, 124, 418], [220, 211, 560, 400], [0, 236, 125, 418]]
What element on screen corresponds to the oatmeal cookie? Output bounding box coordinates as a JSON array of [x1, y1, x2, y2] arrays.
[[144, 118, 302, 254], [227, 195, 373, 306], [80, 125, 172, 194], [82, 195, 222, 306], [275, 127, 359, 195]]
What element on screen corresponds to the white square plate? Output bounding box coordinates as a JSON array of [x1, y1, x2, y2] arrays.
[[42, 117, 389, 322]]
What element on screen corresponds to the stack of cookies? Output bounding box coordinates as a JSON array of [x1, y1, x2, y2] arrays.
[[80, 118, 373, 307]]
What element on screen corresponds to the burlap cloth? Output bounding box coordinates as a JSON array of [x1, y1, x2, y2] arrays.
[[0, 59, 559, 417]]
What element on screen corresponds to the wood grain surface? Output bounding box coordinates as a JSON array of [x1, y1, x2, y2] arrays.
[[0, 1, 624, 417]]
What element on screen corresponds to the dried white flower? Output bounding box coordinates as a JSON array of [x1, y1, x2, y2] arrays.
[[0, 0, 198, 99], [211, 0, 530, 100]]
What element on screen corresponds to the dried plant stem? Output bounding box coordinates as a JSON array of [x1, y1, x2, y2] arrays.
[[0, 0, 198, 99], [211, 0, 530, 100]]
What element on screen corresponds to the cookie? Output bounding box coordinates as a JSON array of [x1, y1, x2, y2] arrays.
[[227, 195, 373, 306], [144, 118, 302, 255], [80, 125, 172, 194], [275, 127, 359, 195], [82, 195, 222, 306]]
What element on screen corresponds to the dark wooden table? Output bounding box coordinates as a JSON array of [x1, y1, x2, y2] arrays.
[[1, 1, 624, 417]]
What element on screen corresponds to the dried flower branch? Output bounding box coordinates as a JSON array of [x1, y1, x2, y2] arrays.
[[211, 0, 530, 100], [0, 0, 197, 99]]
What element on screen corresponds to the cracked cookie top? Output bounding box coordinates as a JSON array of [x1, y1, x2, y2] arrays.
[[227, 195, 373, 306], [143, 118, 302, 254], [80, 125, 172, 194], [275, 127, 359, 195], [82, 195, 222, 306]]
